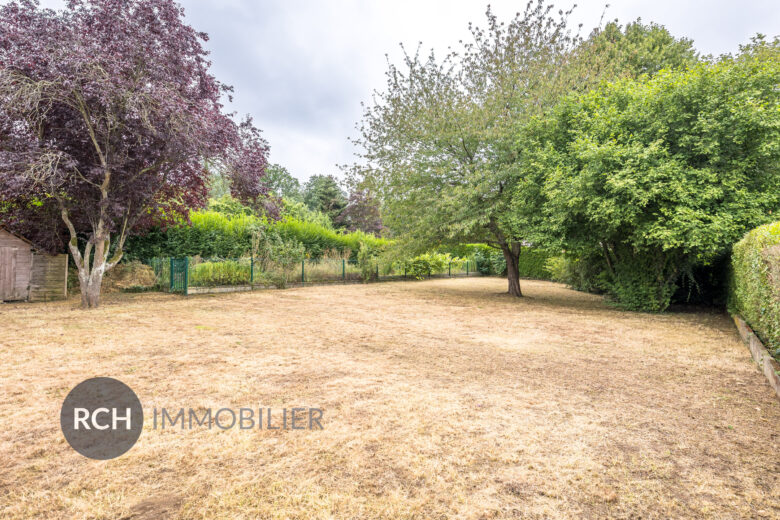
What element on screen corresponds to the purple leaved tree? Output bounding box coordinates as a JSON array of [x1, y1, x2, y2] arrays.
[[335, 189, 384, 236], [0, 0, 273, 307]]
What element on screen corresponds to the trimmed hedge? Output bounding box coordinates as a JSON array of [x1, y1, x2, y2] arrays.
[[730, 221, 780, 359], [516, 248, 553, 279], [125, 210, 387, 261], [274, 219, 385, 259]]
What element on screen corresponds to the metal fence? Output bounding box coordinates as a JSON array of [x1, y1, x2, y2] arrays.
[[141, 256, 483, 295]]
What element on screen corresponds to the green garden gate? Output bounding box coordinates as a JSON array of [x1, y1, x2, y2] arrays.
[[169, 257, 188, 295]]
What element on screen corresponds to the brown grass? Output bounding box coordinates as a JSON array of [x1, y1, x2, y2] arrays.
[[0, 278, 778, 519]]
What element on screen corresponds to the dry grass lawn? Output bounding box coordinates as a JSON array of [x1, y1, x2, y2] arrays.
[[1, 278, 778, 519]]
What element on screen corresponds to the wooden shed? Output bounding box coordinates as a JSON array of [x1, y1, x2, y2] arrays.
[[0, 226, 68, 302]]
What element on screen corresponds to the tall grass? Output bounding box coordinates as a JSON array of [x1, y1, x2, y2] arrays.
[[188, 257, 252, 287]]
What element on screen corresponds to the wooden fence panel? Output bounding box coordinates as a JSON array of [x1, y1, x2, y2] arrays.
[[29, 254, 68, 302]]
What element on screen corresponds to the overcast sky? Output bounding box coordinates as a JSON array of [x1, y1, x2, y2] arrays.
[[37, 0, 780, 182]]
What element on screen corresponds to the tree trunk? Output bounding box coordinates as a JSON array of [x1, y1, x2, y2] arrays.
[[77, 262, 107, 308], [500, 242, 522, 297], [62, 211, 126, 309]]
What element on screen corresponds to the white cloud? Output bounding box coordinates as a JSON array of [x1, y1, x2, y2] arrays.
[[31, 0, 780, 181]]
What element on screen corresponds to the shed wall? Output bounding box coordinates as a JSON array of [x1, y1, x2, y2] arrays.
[[0, 229, 33, 301]]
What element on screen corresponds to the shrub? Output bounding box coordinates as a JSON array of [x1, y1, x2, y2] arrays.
[[608, 255, 679, 312], [252, 230, 306, 288], [357, 241, 378, 282], [102, 260, 158, 292], [516, 248, 551, 279], [274, 218, 385, 259], [530, 44, 780, 311], [545, 254, 607, 293], [403, 252, 453, 279], [545, 256, 568, 283], [189, 258, 252, 287], [730, 221, 780, 359]]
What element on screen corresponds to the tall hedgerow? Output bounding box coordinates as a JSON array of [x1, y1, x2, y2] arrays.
[[125, 210, 386, 260], [730, 221, 780, 359]]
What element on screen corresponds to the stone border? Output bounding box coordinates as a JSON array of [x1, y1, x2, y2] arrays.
[[732, 315, 780, 400]]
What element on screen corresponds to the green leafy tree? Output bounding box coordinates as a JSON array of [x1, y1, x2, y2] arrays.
[[586, 19, 698, 78], [265, 164, 303, 201], [280, 198, 334, 229], [208, 194, 254, 217], [303, 174, 347, 225], [351, 1, 611, 296], [525, 37, 780, 310]]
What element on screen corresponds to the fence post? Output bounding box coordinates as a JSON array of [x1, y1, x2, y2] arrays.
[[342, 259, 345, 281], [449, 262, 451, 277], [466, 261, 469, 276], [250, 255, 254, 285], [301, 259, 305, 284], [169, 257, 174, 291], [375, 263, 379, 281], [184, 257, 189, 296]]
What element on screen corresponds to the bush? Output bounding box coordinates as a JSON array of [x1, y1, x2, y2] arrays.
[[125, 211, 260, 259], [252, 229, 306, 288], [357, 241, 380, 282], [730, 221, 780, 359], [516, 248, 552, 279], [189, 258, 252, 287], [608, 255, 679, 312], [529, 43, 780, 311], [274, 218, 385, 259], [102, 260, 158, 292], [545, 254, 607, 293], [403, 252, 452, 279], [265, 237, 306, 288]]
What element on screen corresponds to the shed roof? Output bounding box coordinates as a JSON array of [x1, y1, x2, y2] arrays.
[[0, 225, 38, 249]]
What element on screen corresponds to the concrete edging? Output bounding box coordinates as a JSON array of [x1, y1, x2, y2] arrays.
[[732, 315, 780, 400]]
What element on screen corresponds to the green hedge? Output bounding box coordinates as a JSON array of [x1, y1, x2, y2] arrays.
[[446, 244, 552, 278], [517, 248, 553, 279], [274, 219, 385, 259], [125, 211, 386, 261], [730, 221, 780, 359]]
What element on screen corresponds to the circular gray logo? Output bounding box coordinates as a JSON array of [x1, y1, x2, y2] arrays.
[[60, 377, 143, 460]]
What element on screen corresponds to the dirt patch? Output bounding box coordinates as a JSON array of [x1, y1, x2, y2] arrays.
[[0, 278, 778, 519], [122, 495, 183, 519]]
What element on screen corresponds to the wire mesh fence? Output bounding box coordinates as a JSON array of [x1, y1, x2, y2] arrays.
[[139, 255, 483, 295]]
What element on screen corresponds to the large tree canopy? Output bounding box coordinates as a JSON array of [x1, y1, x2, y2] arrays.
[[265, 163, 303, 201], [335, 188, 383, 236], [351, 1, 697, 296], [0, 0, 272, 307], [352, 2, 595, 296], [303, 174, 347, 225], [519, 37, 780, 310]]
